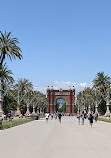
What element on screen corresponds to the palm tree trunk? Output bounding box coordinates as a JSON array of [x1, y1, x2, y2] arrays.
[[0, 52, 6, 65]]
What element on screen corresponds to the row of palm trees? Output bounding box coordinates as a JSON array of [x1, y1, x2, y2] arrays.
[[0, 31, 47, 116], [76, 72, 111, 115]]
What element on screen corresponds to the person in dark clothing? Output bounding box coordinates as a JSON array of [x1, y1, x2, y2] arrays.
[[88, 112, 94, 127], [58, 113, 62, 123]]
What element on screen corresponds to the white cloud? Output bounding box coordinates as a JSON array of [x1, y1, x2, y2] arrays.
[[33, 86, 46, 94], [34, 81, 93, 95]]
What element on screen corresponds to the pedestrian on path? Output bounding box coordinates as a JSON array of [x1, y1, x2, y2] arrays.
[[94, 112, 98, 122], [51, 113, 53, 120], [54, 113, 57, 120], [76, 113, 81, 125], [81, 111, 85, 125], [58, 113, 62, 123], [88, 112, 94, 127], [45, 113, 49, 123]]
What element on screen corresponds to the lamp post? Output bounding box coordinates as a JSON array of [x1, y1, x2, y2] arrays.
[[32, 104, 36, 115], [88, 104, 91, 113], [105, 84, 110, 116], [40, 100, 44, 115], [15, 87, 21, 116], [95, 104, 98, 113], [0, 78, 4, 117], [81, 91, 84, 112], [25, 93, 30, 115], [37, 106, 39, 114], [77, 104, 80, 113], [83, 104, 86, 113], [26, 105, 30, 115], [95, 90, 98, 113]]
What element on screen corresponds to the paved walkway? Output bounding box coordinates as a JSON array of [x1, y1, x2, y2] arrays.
[[0, 116, 111, 158]]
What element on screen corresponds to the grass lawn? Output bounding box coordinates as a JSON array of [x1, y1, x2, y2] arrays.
[[0, 117, 36, 129], [98, 117, 111, 123]]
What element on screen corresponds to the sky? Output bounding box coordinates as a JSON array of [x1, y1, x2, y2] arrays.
[[0, 0, 111, 94]]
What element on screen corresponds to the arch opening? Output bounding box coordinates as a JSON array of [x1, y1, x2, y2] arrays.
[[56, 98, 66, 113]]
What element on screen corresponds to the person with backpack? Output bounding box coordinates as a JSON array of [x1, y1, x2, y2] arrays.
[[88, 112, 94, 127], [58, 113, 62, 123], [51, 113, 53, 120]]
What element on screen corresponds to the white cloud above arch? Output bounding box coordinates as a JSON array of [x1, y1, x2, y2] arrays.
[[34, 81, 93, 95]]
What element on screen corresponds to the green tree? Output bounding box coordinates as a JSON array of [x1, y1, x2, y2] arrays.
[[93, 72, 111, 114], [93, 72, 110, 91], [0, 31, 22, 67], [15, 78, 33, 113], [15, 78, 33, 95], [0, 63, 14, 83], [0, 63, 14, 114]]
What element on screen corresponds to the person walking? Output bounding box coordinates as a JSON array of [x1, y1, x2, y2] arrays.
[[54, 113, 57, 120], [81, 111, 85, 125], [51, 113, 53, 120], [58, 113, 62, 123], [88, 112, 94, 127], [94, 112, 98, 122], [45, 113, 49, 123], [76, 113, 81, 125]]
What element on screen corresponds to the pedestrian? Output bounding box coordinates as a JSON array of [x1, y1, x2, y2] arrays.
[[8, 112, 11, 121], [45, 113, 49, 123], [81, 111, 85, 125], [88, 112, 94, 127], [51, 113, 53, 120], [54, 113, 57, 120], [94, 112, 98, 122], [76, 113, 81, 125], [58, 113, 62, 123], [6, 113, 8, 121]]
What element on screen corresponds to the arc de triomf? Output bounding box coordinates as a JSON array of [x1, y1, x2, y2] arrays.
[[46, 86, 75, 114]]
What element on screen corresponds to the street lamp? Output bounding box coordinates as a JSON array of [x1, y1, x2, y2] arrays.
[[105, 83, 111, 116], [95, 89, 98, 113], [0, 78, 3, 117]]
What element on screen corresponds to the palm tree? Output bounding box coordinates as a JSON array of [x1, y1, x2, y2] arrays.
[[0, 63, 14, 100], [15, 78, 33, 94], [93, 72, 111, 114], [0, 63, 14, 83], [0, 31, 22, 66], [93, 72, 110, 90], [0, 63, 14, 115]]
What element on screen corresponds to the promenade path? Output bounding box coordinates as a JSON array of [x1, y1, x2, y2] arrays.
[[0, 116, 111, 158]]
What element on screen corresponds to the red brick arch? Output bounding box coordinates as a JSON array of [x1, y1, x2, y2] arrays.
[[46, 87, 75, 114]]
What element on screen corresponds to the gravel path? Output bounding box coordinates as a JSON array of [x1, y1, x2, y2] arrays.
[[0, 116, 111, 158]]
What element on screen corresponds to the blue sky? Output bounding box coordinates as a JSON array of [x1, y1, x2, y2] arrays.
[[1, 0, 111, 93]]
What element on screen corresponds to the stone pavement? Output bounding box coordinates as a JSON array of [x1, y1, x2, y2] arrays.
[[0, 116, 111, 158]]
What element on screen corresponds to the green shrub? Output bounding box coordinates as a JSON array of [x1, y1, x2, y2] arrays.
[[98, 117, 111, 123], [0, 118, 35, 129]]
